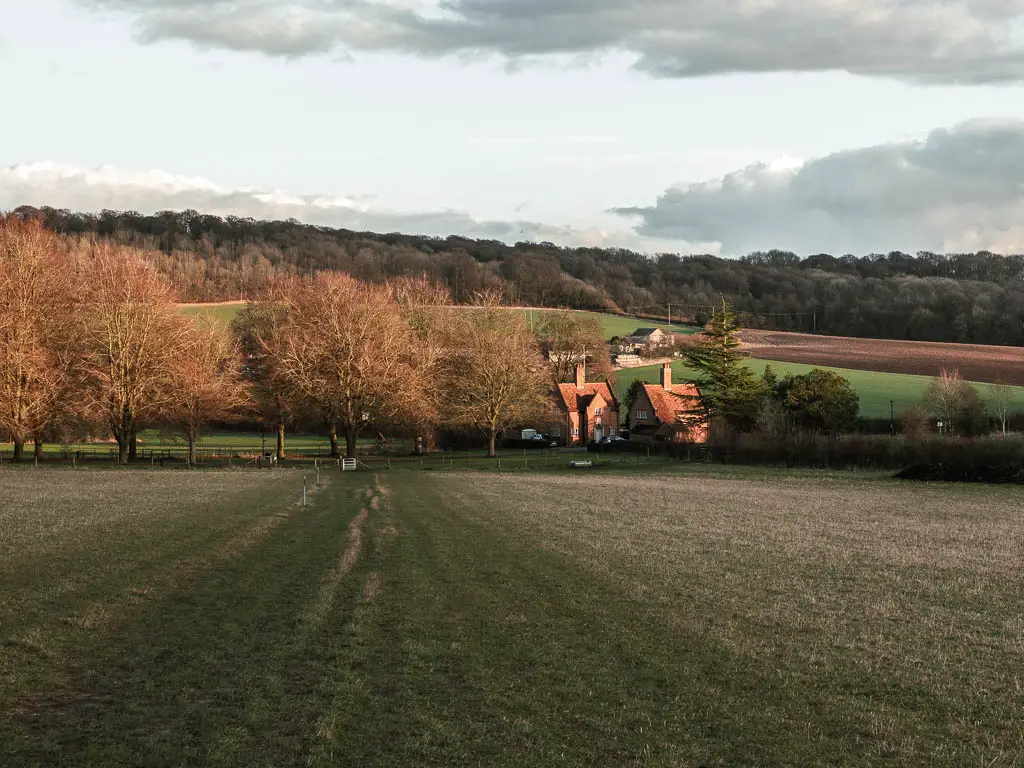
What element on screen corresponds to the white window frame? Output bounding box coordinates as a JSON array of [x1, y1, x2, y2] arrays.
[[594, 407, 604, 416], [572, 427, 580, 437], [636, 410, 648, 420], [551, 426, 561, 437]]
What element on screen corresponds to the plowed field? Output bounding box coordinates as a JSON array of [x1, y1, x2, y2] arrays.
[[741, 330, 1024, 386]]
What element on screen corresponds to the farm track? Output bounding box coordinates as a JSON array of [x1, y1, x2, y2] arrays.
[[741, 329, 1024, 385]]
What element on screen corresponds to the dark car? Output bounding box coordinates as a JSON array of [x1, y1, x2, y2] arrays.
[[599, 435, 627, 443]]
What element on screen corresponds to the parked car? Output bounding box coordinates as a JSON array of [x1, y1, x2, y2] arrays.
[[599, 435, 627, 443]]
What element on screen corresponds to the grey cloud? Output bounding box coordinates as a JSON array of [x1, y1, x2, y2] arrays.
[[614, 119, 1024, 255], [0, 161, 659, 250], [82, 0, 1024, 83]]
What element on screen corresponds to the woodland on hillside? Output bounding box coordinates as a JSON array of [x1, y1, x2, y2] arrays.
[[14, 205, 1024, 346]]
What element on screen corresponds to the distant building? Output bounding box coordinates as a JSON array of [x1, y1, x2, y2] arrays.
[[620, 327, 668, 353], [550, 363, 620, 445], [628, 363, 708, 444]]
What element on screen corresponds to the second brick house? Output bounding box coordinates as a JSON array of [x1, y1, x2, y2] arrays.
[[628, 363, 709, 443]]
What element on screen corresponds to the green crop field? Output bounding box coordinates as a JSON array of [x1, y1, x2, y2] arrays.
[[565, 311, 698, 340], [178, 303, 245, 326], [2, 466, 1021, 766], [616, 359, 1024, 418]]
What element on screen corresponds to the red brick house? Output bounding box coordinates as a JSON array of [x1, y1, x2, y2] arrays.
[[550, 363, 620, 445], [628, 363, 709, 443]]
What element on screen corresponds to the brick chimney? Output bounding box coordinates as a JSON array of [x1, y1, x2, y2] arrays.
[[661, 362, 672, 392], [575, 361, 586, 389]]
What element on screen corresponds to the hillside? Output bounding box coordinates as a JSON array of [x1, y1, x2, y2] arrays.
[[16, 206, 1024, 347], [180, 302, 699, 341]]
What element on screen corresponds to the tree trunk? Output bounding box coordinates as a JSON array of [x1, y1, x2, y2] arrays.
[[344, 425, 357, 459], [488, 430, 497, 458], [188, 434, 197, 467], [128, 430, 138, 463], [116, 434, 129, 466], [276, 420, 285, 460], [12, 436, 24, 463], [34, 437, 43, 462], [328, 423, 340, 458]]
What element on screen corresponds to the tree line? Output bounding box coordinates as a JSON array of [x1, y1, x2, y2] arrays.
[[1, 217, 621, 462], [14, 206, 1024, 347]]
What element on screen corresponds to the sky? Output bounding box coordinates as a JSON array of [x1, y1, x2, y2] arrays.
[[5, 0, 1024, 256]]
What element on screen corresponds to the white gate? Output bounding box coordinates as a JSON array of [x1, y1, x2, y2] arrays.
[[342, 458, 357, 471]]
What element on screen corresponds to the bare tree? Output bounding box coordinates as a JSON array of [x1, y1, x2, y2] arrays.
[[987, 381, 1013, 436], [924, 368, 988, 436], [535, 310, 612, 385], [0, 218, 76, 461], [389, 275, 456, 452], [266, 273, 428, 459], [924, 368, 966, 435], [77, 242, 187, 464], [166, 318, 252, 465], [232, 301, 292, 459], [445, 303, 552, 457]]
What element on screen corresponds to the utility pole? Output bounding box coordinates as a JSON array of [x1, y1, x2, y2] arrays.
[[668, 303, 671, 326]]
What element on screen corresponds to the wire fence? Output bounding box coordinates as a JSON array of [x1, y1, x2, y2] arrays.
[[0, 445, 667, 472]]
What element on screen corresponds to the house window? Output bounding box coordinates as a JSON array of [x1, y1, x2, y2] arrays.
[[594, 407, 603, 416], [551, 426, 561, 437], [572, 427, 579, 437], [636, 410, 648, 420], [608, 426, 616, 435]]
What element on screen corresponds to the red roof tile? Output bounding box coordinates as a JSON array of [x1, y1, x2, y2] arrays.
[[640, 382, 704, 426], [555, 381, 618, 413]]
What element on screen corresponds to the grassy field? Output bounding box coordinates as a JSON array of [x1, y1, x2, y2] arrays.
[[178, 303, 244, 326], [2, 466, 1022, 766], [178, 302, 699, 341], [616, 359, 1024, 418]]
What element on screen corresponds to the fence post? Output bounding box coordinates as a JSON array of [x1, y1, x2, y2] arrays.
[[303, 476, 307, 507]]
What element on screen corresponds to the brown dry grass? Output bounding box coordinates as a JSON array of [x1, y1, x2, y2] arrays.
[[741, 329, 1024, 384], [431, 467, 1024, 765]]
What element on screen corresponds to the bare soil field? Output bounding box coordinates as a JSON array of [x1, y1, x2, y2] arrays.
[[741, 329, 1024, 385]]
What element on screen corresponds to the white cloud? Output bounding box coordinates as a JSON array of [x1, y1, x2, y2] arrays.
[[81, 0, 1024, 84], [0, 161, 685, 252], [614, 119, 1024, 255]]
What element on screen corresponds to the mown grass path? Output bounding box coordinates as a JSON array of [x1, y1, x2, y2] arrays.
[[1, 470, 380, 767]]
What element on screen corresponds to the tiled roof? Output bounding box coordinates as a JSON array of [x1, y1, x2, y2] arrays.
[[631, 327, 659, 337], [556, 381, 618, 413], [641, 382, 704, 425]]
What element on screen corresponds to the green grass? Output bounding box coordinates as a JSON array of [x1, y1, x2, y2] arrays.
[[2, 467, 1022, 766], [616, 358, 1024, 418], [558, 310, 698, 340], [178, 304, 243, 326]]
